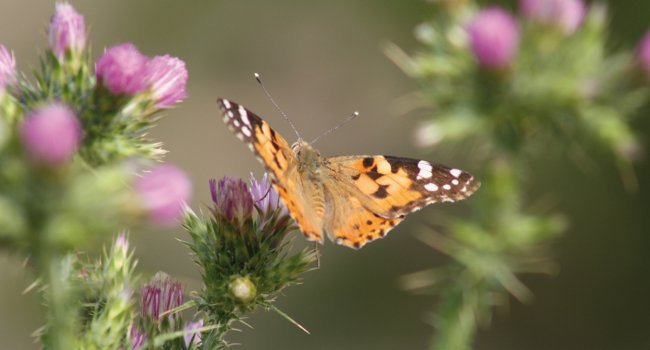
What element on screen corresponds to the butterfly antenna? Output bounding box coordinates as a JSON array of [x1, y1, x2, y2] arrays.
[[311, 110, 359, 145], [254, 73, 301, 140]]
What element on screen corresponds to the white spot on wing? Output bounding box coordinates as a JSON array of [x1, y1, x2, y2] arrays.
[[442, 184, 451, 190], [233, 119, 240, 127], [424, 183, 438, 192], [417, 160, 433, 180], [450, 168, 462, 178], [227, 111, 234, 118], [239, 105, 251, 126], [452, 179, 459, 185], [241, 126, 252, 137], [222, 99, 231, 109]]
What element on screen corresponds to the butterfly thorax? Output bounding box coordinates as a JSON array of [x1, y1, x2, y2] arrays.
[[293, 140, 323, 181], [292, 140, 327, 217]]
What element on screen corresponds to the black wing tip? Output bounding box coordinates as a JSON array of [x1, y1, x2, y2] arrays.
[[216, 98, 242, 109]]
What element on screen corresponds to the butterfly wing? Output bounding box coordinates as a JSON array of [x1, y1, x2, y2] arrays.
[[322, 155, 480, 249], [217, 98, 325, 242]]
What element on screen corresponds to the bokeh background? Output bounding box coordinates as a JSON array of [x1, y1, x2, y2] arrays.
[[1, 1, 649, 349]]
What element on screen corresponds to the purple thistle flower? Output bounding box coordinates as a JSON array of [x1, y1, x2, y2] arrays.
[[467, 7, 520, 69], [183, 320, 204, 347], [129, 324, 146, 350], [145, 55, 188, 108], [0, 44, 16, 90], [638, 31, 650, 78], [141, 272, 184, 321], [96, 43, 149, 95], [48, 2, 86, 59], [115, 232, 129, 253], [135, 164, 191, 226], [210, 177, 254, 223], [249, 173, 288, 216], [520, 0, 585, 34], [20, 103, 81, 165]]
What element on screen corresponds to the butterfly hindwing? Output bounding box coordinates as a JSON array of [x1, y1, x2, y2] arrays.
[[321, 183, 406, 249], [217, 98, 325, 242]]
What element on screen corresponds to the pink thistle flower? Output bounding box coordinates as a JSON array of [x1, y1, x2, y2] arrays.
[[146, 55, 188, 108], [467, 7, 520, 69], [210, 177, 254, 223], [520, 0, 586, 34], [638, 31, 650, 79], [48, 2, 87, 59], [183, 320, 204, 347], [249, 173, 288, 217], [20, 103, 82, 166], [135, 164, 191, 226], [140, 272, 184, 321], [115, 232, 129, 253], [96, 43, 149, 95], [129, 324, 146, 350], [0, 44, 16, 90]]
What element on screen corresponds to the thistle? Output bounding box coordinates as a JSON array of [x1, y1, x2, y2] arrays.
[[389, 1, 650, 349], [184, 175, 315, 348], [0, 3, 191, 349]]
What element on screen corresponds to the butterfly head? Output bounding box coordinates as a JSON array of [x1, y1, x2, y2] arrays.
[[292, 139, 322, 173]]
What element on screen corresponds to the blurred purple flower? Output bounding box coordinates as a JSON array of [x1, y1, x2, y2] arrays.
[[135, 164, 191, 226], [520, 0, 585, 34], [141, 272, 184, 321], [638, 31, 650, 78], [0, 44, 16, 90], [115, 232, 129, 253], [210, 177, 254, 223], [467, 7, 519, 69], [48, 2, 86, 59], [146, 55, 188, 108], [20, 103, 81, 165], [129, 324, 146, 350], [96, 43, 149, 95], [249, 173, 287, 216], [183, 320, 204, 347]]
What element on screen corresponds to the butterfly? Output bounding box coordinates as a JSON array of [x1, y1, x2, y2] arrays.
[[218, 98, 480, 249]]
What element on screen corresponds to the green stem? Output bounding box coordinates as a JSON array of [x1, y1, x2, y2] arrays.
[[40, 254, 79, 350]]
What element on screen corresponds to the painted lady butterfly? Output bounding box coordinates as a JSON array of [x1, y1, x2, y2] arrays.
[[218, 98, 480, 249]]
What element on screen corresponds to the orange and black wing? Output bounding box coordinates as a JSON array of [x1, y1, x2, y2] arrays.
[[217, 98, 324, 242]]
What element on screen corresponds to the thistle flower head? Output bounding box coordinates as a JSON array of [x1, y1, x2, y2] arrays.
[[467, 7, 519, 69], [115, 232, 129, 253], [129, 324, 146, 350], [96, 43, 149, 95], [210, 177, 254, 223], [638, 31, 650, 78], [48, 2, 86, 59], [0, 44, 16, 90], [141, 272, 184, 321], [520, 0, 585, 34], [145, 55, 188, 108], [135, 164, 191, 226], [183, 320, 203, 347], [20, 102, 81, 166], [249, 173, 287, 216]]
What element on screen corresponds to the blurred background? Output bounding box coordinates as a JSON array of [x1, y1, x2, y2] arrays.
[[1, 1, 649, 349]]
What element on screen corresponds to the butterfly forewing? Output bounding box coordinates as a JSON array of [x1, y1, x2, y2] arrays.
[[326, 155, 480, 216], [217, 98, 325, 243]]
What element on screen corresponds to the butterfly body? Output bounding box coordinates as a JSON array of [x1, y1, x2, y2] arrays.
[[218, 98, 480, 249]]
